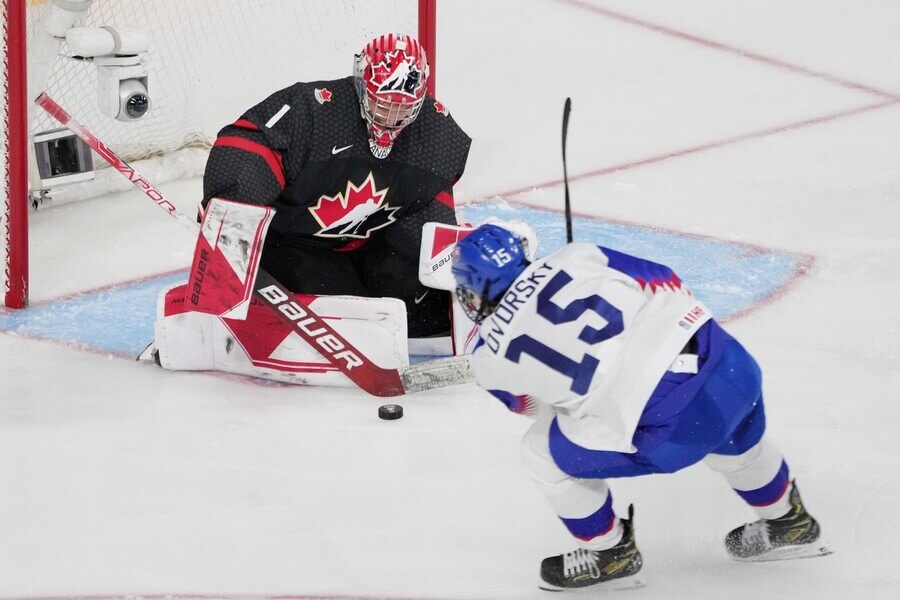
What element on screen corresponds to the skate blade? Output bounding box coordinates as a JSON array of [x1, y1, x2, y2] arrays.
[[539, 573, 646, 592], [734, 541, 834, 563], [136, 340, 156, 363]]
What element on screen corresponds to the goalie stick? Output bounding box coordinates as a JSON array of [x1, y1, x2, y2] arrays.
[[35, 92, 473, 396]]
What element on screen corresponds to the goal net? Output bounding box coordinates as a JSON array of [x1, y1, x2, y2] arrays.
[[2, 0, 431, 307]]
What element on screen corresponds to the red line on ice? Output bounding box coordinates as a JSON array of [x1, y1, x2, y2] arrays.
[[556, 0, 900, 100], [480, 99, 899, 201]]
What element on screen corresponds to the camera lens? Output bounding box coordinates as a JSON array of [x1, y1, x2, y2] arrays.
[[125, 93, 150, 119]]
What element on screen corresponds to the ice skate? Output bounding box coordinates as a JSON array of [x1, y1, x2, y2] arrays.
[[725, 480, 833, 562], [136, 340, 161, 366], [539, 505, 645, 591]]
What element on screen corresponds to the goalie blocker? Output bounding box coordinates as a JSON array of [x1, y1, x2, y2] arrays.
[[153, 198, 480, 388]]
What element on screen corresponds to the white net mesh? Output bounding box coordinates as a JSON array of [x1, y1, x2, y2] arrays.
[[27, 0, 418, 161], [3, 0, 420, 305]]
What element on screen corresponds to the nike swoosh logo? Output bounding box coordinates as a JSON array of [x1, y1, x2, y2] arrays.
[[414, 291, 429, 304], [332, 144, 353, 155]]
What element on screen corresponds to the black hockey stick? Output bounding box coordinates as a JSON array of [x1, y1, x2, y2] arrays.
[[36, 93, 472, 397], [562, 97, 573, 243]]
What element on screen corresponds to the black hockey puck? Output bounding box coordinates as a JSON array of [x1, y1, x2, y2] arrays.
[[378, 404, 404, 420]]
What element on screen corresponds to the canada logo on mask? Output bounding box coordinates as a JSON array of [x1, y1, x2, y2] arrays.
[[308, 172, 399, 239], [372, 50, 424, 98]]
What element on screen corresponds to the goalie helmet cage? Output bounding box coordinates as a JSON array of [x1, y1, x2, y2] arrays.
[[1, 0, 437, 309]]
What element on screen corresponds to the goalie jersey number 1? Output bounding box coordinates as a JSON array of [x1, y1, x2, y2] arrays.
[[503, 270, 624, 394]]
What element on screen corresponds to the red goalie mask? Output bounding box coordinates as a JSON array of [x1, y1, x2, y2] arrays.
[[354, 33, 429, 159]]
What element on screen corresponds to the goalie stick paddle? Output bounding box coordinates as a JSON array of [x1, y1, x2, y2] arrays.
[[562, 97, 573, 244], [35, 92, 473, 397]]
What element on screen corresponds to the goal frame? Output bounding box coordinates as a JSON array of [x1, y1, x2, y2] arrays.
[[3, 0, 28, 308]]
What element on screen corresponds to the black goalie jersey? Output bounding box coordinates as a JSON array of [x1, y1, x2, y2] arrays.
[[201, 76, 471, 255]]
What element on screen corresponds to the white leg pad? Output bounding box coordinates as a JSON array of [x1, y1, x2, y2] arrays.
[[156, 288, 409, 387]]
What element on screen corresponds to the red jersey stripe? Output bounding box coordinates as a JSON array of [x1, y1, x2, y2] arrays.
[[435, 189, 455, 209], [233, 118, 260, 131], [213, 136, 285, 188]]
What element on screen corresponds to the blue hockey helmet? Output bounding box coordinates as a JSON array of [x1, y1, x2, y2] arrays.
[[451, 224, 531, 323]]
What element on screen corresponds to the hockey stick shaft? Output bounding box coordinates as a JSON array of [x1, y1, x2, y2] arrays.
[[35, 93, 416, 396], [562, 97, 573, 244]]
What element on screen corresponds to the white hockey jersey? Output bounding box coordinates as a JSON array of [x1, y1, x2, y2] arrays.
[[470, 243, 712, 453]]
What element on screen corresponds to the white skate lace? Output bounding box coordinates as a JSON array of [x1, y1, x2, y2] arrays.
[[562, 548, 602, 579], [742, 521, 773, 551]]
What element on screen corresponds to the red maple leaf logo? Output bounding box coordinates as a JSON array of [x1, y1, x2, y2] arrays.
[[308, 173, 398, 239], [371, 50, 423, 98]]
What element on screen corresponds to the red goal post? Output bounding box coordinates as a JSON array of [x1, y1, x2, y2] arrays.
[[2, 0, 437, 309]]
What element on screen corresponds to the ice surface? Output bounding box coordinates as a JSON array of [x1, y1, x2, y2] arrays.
[[2, 1, 899, 598]]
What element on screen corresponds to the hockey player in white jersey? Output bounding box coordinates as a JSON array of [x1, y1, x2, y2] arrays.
[[451, 223, 830, 591]]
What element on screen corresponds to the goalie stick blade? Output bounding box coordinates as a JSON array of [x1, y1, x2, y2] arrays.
[[400, 355, 474, 393]]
